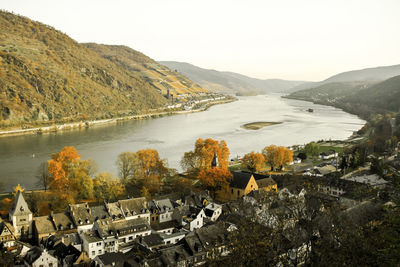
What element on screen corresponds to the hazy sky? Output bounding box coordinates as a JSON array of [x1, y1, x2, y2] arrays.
[[2, 0, 400, 81]]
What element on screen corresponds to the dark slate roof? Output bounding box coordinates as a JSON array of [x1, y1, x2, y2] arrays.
[[142, 233, 164, 247], [95, 252, 126, 267], [69, 203, 93, 225], [51, 243, 80, 261], [9, 190, 32, 217], [96, 218, 150, 238], [159, 244, 191, 266], [90, 205, 109, 221], [24, 246, 43, 264], [252, 173, 268, 181], [119, 197, 148, 217], [152, 220, 181, 231], [195, 223, 228, 248], [52, 212, 74, 231], [230, 171, 253, 189]]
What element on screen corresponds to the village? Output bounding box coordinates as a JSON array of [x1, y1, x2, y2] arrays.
[[1, 130, 400, 266]]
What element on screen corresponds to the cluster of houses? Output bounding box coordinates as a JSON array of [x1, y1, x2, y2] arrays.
[[0, 171, 278, 267], [2, 143, 396, 266]]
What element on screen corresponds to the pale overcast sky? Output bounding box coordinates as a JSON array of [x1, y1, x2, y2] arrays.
[[2, 0, 400, 81]]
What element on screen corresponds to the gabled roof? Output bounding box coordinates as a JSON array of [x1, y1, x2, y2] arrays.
[[195, 223, 227, 248], [52, 212, 75, 231], [118, 197, 148, 217], [230, 171, 254, 189], [141, 233, 164, 248], [106, 202, 124, 219], [9, 190, 32, 217], [0, 221, 15, 237], [90, 205, 109, 221], [69, 203, 93, 225], [95, 252, 126, 267], [96, 217, 150, 238], [256, 177, 277, 188], [33, 216, 56, 234]]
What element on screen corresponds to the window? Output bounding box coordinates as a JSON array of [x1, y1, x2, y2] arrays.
[[237, 190, 240, 196], [92, 251, 95, 256], [49, 263, 53, 267], [231, 189, 234, 194], [98, 250, 102, 254], [197, 221, 199, 225]]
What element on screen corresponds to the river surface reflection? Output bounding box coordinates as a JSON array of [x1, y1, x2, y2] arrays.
[[0, 95, 365, 191]]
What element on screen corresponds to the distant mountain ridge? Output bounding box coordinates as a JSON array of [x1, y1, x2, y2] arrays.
[[0, 11, 207, 129], [290, 64, 400, 92], [159, 61, 306, 95], [287, 75, 400, 118]]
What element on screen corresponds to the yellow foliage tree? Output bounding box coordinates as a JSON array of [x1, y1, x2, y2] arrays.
[[241, 152, 265, 172], [262, 145, 293, 171]]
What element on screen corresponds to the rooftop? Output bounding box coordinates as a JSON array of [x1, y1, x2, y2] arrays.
[[230, 171, 253, 189]]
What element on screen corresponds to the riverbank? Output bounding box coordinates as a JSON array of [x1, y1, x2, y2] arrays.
[[0, 98, 236, 138]]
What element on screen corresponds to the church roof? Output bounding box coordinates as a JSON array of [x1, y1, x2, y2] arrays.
[[230, 172, 254, 189], [9, 190, 32, 217]]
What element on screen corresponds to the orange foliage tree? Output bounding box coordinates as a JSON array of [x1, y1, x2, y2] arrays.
[[181, 138, 230, 174], [262, 145, 293, 171], [181, 138, 231, 190], [47, 146, 97, 201], [47, 146, 80, 191], [241, 152, 265, 172], [198, 167, 233, 189]]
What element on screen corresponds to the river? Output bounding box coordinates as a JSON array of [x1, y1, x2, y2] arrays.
[[0, 95, 365, 191]]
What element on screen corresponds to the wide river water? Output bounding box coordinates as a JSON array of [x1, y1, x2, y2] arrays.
[[0, 95, 365, 191]]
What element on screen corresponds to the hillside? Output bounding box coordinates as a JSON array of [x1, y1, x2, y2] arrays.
[[0, 11, 207, 130], [286, 76, 400, 118], [159, 61, 305, 95], [83, 44, 206, 97], [287, 82, 372, 102], [290, 64, 400, 92], [345, 75, 400, 112]]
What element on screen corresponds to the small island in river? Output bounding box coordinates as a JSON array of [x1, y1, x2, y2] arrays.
[[241, 121, 283, 130]]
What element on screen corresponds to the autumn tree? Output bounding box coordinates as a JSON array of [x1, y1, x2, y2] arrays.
[[241, 151, 265, 172], [117, 149, 168, 194], [262, 145, 293, 171], [116, 152, 138, 180], [93, 172, 125, 202], [47, 146, 99, 202], [198, 167, 233, 190], [304, 142, 320, 158], [47, 146, 80, 191], [181, 138, 230, 174]]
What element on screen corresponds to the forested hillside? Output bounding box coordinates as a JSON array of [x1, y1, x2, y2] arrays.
[[0, 11, 207, 129]]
